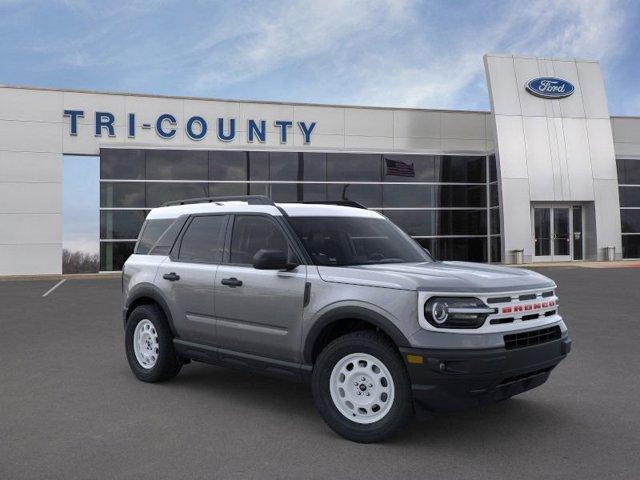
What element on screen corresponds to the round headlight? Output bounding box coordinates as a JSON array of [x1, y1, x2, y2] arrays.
[[431, 301, 449, 324]]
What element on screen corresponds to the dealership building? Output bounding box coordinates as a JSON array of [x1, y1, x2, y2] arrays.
[[1, 53, 640, 275]]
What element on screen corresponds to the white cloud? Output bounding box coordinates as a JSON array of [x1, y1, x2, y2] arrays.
[[14, 0, 632, 110]]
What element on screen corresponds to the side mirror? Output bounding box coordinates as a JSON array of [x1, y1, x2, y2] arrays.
[[252, 249, 296, 270]]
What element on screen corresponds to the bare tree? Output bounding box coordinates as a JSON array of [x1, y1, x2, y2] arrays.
[[62, 249, 99, 274]]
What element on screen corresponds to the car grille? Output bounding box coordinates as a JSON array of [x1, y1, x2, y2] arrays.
[[504, 326, 561, 350]]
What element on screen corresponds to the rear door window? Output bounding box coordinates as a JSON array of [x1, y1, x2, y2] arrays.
[[177, 215, 228, 264]]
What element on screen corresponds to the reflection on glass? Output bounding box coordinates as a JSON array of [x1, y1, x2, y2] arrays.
[[553, 208, 570, 256], [210, 151, 248, 180], [146, 183, 209, 207], [621, 210, 640, 233], [534, 208, 551, 256], [327, 154, 381, 182], [416, 237, 487, 262], [622, 235, 640, 258], [100, 241, 135, 271], [619, 186, 640, 207], [327, 184, 382, 208], [100, 210, 146, 239], [270, 152, 300, 181], [383, 210, 486, 236], [100, 182, 145, 208], [146, 150, 207, 180], [573, 206, 583, 260], [100, 149, 145, 179]]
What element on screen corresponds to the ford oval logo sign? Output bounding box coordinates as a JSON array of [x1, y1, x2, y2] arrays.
[[526, 77, 575, 99]]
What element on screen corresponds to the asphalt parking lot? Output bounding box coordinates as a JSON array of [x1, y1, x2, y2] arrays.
[[1, 267, 639, 479]]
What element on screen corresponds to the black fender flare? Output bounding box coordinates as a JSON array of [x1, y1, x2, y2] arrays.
[[302, 306, 410, 364], [124, 283, 177, 336]]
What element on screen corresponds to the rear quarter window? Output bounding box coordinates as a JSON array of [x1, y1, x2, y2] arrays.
[[135, 218, 176, 255]]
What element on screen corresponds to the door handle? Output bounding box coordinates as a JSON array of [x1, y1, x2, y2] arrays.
[[221, 277, 243, 288], [162, 272, 180, 282]]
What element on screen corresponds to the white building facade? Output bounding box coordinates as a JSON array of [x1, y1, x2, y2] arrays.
[[1, 53, 639, 275]]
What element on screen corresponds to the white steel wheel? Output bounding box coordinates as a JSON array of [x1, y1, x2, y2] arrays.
[[133, 319, 159, 369], [329, 352, 395, 424]]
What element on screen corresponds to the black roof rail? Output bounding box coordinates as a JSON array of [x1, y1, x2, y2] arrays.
[[162, 195, 275, 207], [302, 200, 368, 210]]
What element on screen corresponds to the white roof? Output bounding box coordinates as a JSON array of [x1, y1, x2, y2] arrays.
[[145, 201, 382, 220]]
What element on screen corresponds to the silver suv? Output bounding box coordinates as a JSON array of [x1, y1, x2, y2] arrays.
[[122, 195, 571, 443]]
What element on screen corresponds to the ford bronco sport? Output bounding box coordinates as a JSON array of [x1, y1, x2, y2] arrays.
[[122, 195, 571, 443]]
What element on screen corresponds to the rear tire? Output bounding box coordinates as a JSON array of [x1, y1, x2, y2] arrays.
[[312, 331, 413, 443], [125, 304, 181, 382]]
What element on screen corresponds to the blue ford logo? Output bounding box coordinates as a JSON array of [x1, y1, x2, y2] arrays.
[[526, 77, 575, 99]]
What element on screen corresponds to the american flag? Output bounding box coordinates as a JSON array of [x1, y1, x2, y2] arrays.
[[385, 157, 415, 177]]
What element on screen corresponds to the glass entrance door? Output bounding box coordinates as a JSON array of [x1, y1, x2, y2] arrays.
[[533, 206, 581, 261], [552, 208, 571, 261]]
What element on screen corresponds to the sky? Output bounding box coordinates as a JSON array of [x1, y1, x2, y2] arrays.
[[2, 0, 639, 254], [1, 0, 639, 113]]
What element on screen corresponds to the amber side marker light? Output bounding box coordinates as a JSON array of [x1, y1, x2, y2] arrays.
[[406, 354, 424, 365]]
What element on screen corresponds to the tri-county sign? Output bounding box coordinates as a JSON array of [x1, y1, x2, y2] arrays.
[[525, 77, 575, 99], [63, 110, 317, 144]]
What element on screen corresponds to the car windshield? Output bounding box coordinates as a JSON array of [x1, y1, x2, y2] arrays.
[[287, 216, 432, 266]]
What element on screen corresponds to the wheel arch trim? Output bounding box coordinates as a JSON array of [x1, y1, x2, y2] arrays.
[[303, 305, 410, 364], [124, 283, 177, 336]]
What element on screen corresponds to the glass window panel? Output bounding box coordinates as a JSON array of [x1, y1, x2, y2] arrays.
[[621, 210, 640, 233], [178, 215, 227, 264], [382, 155, 436, 182], [327, 154, 381, 182], [100, 149, 145, 179], [249, 183, 269, 196], [622, 235, 640, 259], [383, 184, 430, 208], [534, 208, 551, 256], [383, 210, 486, 236], [489, 155, 497, 182], [210, 151, 248, 180], [435, 156, 486, 183], [435, 185, 486, 208], [302, 153, 327, 181], [100, 182, 145, 208], [490, 236, 502, 263], [617, 159, 640, 185], [100, 241, 135, 271], [270, 152, 300, 181], [146, 183, 208, 207], [100, 210, 146, 240], [489, 183, 499, 206], [327, 184, 382, 208], [619, 186, 640, 207], [490, 208, 501, 234], [249, 152, 269, 181], [415, 237, 487, 262], [229, 215, 290, 265], [383, 210, 432, 236], [301, 183, 327, 202], [210, 183, 249, 197], [146, 150, 208, 180], [270, 183, 299, 203]]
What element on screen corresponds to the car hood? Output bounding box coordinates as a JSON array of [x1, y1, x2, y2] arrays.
[[316, 261, 555, 293]]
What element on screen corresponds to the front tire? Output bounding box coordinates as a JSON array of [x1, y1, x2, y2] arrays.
[[312, 331, 413, 443], [125, 304, 181, 382]]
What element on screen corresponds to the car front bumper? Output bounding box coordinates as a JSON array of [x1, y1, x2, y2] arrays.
[[399, 333, 571, 412]]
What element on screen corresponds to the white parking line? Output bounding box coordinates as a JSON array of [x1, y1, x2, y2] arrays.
[[42, 279, 66, 297]]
